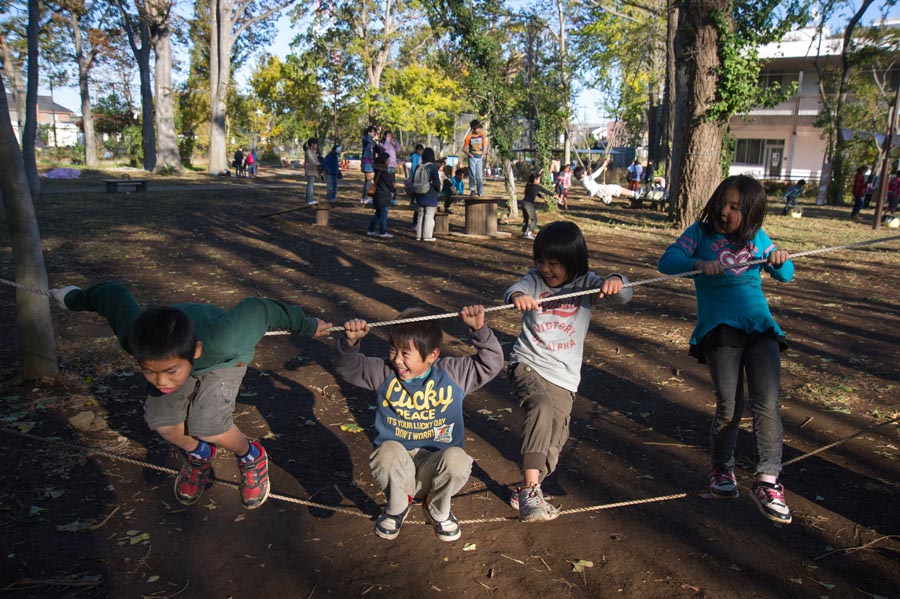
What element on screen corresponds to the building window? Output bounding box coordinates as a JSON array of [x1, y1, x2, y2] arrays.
[[734, 139, 764, 164]]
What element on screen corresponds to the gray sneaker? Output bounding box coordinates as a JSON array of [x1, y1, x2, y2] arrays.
[[518, 484, 559, 522]]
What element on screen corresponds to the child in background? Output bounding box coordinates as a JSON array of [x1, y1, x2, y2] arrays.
[[442, 167, 465, 213], [505, 221, 633, 521], [556, 164, 572, 210], [333, 306, 504, 541], [367, 151, 395, 238], [520, 173, 555, 240], [780, 179, 805, 216], [322, 144, 343, 204], [360, 125, 378, 204], [50, 282, 332, 509], [658, 175, 794, 525], [304, 137, 320, 206]]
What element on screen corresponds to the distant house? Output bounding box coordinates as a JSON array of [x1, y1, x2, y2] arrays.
[[727, 26, 848, 182], [5, 93, 81, 147]]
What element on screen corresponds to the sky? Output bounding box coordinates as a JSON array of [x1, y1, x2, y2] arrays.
[[43, 1, 899, 126]]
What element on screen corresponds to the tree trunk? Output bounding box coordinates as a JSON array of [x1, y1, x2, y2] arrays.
[[670, 0, 727, 230], [0, 35, 27, 141], [152, 13, 183, 173], [114, 0, 156, 172], [663, 0, 677, 184], [0, 78, 58, 379], [504, 157, 519, 219], [826, 0, 875, 205], [23, 0, 40, 197], [208, 0, 231, 174], [71, 13, 98, 168]]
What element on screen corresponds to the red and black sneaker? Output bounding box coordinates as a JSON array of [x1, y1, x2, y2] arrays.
[[174, 444, 217, 505], [238, 441, 270, 509]]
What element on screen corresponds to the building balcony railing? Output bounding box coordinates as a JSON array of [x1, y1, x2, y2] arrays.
[[730, 95, 823, 128]]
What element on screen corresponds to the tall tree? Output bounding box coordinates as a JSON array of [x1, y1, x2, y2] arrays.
[[113, 0, 156, 171], [0, 76, 58, 379], [818, 0, 879, 205], [207, 0, 294, 174], [23, 0, 41, 196], [0, 10, 28, 141], [52, 0, 115, 168], [669, 0, 806, 228], [148, 0, 182, 172]]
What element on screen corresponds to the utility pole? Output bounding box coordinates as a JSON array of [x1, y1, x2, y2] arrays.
[[872, 80, 900, 230]]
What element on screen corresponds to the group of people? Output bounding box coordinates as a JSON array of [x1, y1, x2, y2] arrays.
[[49, 173, 797, 543], [232, 147, 258, 178]]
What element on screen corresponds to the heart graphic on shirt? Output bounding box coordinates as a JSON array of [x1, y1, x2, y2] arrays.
[[718, 248, 753, 275]]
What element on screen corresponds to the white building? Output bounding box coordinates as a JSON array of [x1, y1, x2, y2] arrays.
[[5, 93, 81, 147], [728, 26, 845, 182]]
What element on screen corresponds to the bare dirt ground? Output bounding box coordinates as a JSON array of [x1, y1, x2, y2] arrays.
[[1, 166, 899, 599]]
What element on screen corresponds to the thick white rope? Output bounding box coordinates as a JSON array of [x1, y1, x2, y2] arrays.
[[268, 232, 900, 335], [2, 234, 899, 337]]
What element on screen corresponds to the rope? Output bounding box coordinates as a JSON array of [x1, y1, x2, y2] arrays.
[[4, 234, 899, 337], [264, 233, 900, 335], [0, 425, 687, 523]]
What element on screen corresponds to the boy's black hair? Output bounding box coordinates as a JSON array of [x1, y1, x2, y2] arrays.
[[532, 221, 589, 283], [573, 165, 585, 179], [126, 307, 198, 363], [415, 143, 425, 151], [697, 175, 767, 248], [528, 173, 538, 183], [307, 137, 318, 146], [470, 119, 482, 130], [388, 308, 443, 361]]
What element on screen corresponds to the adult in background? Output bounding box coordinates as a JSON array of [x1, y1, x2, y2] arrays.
[[381, 130, 403, 206], [415, 147, 441, 242], [463, 120, 488, 196], [360, 125, 378, 204]]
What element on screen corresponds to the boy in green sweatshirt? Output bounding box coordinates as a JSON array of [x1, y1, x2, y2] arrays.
[[52, 282, 331, 509]]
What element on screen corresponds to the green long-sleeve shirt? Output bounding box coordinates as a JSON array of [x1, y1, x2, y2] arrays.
[[64, 282, 320, 375]]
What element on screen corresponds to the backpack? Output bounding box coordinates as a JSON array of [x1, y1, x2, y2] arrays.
[[413, 163, 432, 194]]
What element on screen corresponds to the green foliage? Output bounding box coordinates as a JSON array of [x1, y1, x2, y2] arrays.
[[706, 3, 809, 124], [122, 124, 144, 168], [93, 94, 138, 136], [376, 63, 463, 146]]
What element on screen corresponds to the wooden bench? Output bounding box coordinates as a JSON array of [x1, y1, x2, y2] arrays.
[[629, 189, 667, 211], [104, 179, 148, 193]]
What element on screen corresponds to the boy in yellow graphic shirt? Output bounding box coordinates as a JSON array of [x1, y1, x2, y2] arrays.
[[334, 305, 503, 542]]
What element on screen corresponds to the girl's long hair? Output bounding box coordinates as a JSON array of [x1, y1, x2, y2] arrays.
[[697, 175, 767, 248]]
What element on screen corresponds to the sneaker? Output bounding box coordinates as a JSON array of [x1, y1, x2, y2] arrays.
[[426, 509, 461, 542], [379, 233, 394, 238], [509, 487, 521, 510], [363, 198, 373, 205], [366, 231, 377, 236], [708, 467, 739, 499], [374, 500, 413, 540], [174, 445, 217, 505], [517, 484, 560, 522], [523, 232, 535, 240], [237, 441, 270, 510], [307, 200, 319, 206], [752, 480, 792, 524], [422, 237, 436, 242]]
